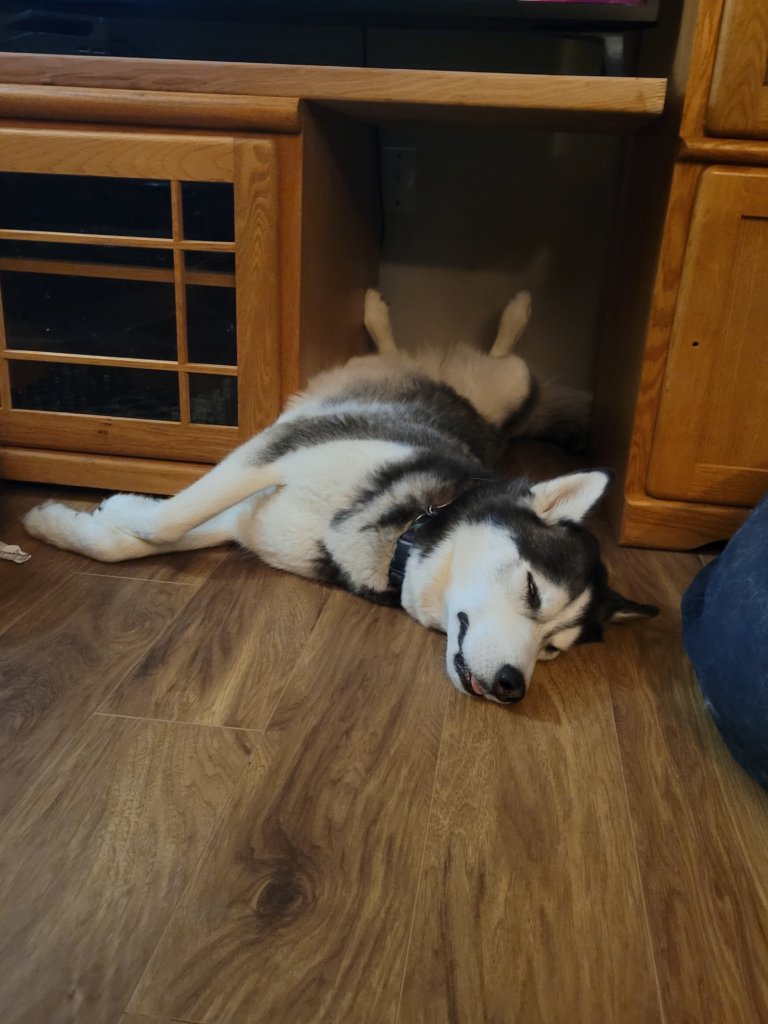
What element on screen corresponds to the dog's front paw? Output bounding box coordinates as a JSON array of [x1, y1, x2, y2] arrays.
[[97, 493, 162, 540]]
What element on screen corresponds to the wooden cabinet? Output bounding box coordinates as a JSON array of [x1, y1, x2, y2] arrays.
[[646, 166, 768, 507], [0, 109, 377, 493], [708, 0, 768, 138], [594, 0, 768, 550]]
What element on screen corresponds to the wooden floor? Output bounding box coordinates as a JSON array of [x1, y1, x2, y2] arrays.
[[2, 461, 768, 1024]]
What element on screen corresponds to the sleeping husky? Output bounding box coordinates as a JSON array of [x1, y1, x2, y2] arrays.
[[23, 289, 657, 704]]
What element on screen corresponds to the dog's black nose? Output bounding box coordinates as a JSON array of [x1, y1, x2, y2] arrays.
[[493, 665, 526, 702]]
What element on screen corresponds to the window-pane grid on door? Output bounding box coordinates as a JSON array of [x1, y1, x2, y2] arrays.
[[0, 172, 237, 426]]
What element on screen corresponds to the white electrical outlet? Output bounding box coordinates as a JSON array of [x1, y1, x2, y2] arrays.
[[381, 146, 417, 213]]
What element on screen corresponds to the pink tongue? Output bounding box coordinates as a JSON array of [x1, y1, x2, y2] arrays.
[[470, 676, 485, 696]]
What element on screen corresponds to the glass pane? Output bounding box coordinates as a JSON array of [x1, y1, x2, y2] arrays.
[[186, 285, 236, 366], [0, 239, 173, 269], [10, 362, 180, 420], [184, 251, 236, 275], [182, 182, 235, 241], [1, 271, 177, 359], [190, 374, 238, 426], [0, 173, 171, 237]]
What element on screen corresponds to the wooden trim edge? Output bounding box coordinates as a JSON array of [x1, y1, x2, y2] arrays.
[[0, 446, 209, 494]]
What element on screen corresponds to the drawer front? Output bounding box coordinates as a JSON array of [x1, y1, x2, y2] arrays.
[[646, 166, 768, 507], [707, 0, 768, 139]]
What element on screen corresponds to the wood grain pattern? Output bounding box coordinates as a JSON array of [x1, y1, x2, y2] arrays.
[[0, 125, 234, 181], [0, 446, 210, 496], [0, 82, 301, 134], [609, 629, 768, 1023], [399, 641, 661, 1024], [0, 571, 196, 821], [295, 110, 378, 391], [619, 492, 750, 550], [592, 515, 701, 630], [128, 591, 449, 1024], [233, 138, 281, 437], [0, 714, 253, 1024], [0, 52, 667, 130], [646, 167, 768, 507], [679, 0, 727, 138], [707, 0, 768, 138], [5, 479, 768, 1024], [102, 550, 329, 730], [0, 483, 100, 631], [0, 410, 237, 463], [4, 349, 237, 374], [622, 159, 702, 501], [0, 483, 229, 586], [681, 136, 768, 166]]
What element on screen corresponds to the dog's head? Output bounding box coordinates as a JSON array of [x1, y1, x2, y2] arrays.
[[407, 471, 658, 704]]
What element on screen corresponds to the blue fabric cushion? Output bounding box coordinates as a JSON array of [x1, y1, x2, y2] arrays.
[[682, 495, 768, 790]]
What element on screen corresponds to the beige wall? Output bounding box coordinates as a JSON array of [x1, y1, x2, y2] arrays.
[[370, 30, 624, 390]]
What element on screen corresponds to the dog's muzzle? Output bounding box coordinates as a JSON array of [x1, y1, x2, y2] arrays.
[[454, 612, 526, 703]]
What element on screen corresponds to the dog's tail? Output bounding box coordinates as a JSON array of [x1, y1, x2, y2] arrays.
[[505, 378, 592, 453]]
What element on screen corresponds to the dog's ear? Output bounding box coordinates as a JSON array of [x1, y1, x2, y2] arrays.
[[529, 470, 611, 525], [602, 589, 659, 623]]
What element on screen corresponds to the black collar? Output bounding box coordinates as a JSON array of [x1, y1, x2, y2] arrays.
[[388, 501, 453, 597]]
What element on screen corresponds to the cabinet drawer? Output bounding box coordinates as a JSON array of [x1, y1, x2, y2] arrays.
[[708, 0, 768, 139], [646, 166, 768, 507]]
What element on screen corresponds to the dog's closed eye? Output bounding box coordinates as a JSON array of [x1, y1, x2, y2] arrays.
[[526, 572, 541, 611]]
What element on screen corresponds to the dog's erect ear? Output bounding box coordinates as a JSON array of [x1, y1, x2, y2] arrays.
[[603, 589, 659, 623], [529, 470, 611, 525]]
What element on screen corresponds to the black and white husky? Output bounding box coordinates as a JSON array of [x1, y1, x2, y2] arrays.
[[23, 290, 657, 704]]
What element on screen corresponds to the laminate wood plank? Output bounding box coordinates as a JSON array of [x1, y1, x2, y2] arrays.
[[1, 483, 99, 631], [128, 590, 449, 1024], [102, 549, 329, 730], [0, 53, 666, 130], [0, 571, 195, 821], [1, 483, 229, 587], [591, 516, 701, 633], [116, 1016, 166, 1023], [117, 1016, 170, 1023], [0, 714, 253, 1024], [609, 630, 768, 1022], [399, 641, 661, 1024]]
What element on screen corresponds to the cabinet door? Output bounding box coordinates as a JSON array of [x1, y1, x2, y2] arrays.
[[0, 128, 280, 463], [646, 167, 768, 507], [708, 0, 768, 138]]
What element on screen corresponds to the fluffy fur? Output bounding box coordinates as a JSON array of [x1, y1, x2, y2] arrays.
[[23, 290, 657, 703]]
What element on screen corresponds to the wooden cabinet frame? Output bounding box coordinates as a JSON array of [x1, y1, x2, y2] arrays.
[[595, 0, 768, 549], [0, 104, 378, 492], [708, 0, 768, 139]]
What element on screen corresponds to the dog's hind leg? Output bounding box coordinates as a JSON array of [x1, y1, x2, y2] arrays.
[[22, 502, 240, 562], [96, 455, 283, 545], [364, 288, 399, 355], [489, 291, 532, 358]]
